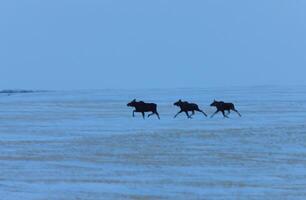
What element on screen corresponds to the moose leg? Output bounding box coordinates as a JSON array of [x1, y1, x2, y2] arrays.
[[133, 110, 136, 117], [141, 112, 145, 119], [197, 109, 207, 117], [174, 110, 183, 118], [148, 112, 154, 118], [155, 111, 160, 119], [211, 110, 219, 118], [232, 109, 241, 117], [190, 110, 195, 117], [222, 110, 229, 118], [185, 111, 192, 119]]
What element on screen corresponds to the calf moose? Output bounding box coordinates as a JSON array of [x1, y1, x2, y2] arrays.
[[127, 99, 160, 119], [173, 99, 207, 119], [210, 100, 241, 118]]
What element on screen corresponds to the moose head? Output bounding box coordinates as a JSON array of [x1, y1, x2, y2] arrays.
[[127, 99, 137, 107], [173, 99, 183, 107]]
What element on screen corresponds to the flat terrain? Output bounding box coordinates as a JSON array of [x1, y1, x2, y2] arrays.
[[1, 86, 306, 200]]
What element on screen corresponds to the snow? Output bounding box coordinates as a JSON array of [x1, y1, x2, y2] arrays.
[[1, 86, 306, 199]]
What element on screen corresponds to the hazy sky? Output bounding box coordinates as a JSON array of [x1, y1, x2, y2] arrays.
[[1, 0, 305, 89]]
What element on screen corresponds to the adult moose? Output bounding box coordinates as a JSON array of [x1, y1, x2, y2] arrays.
[[174, 99, 207, 119], [210, 100, 241, 118], [127, 99, 160, 119]]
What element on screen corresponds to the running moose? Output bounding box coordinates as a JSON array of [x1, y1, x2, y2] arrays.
[[127, 99, 160, 119], [210, 100, 241, 118], [173, 99, 207, 119]]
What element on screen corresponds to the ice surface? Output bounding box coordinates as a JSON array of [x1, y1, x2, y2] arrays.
[[1, 86, 306, 199]]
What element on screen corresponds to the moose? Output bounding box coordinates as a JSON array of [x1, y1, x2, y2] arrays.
[[127, 99, 160, 119], [210, 100, 241, 118], [173, 99, 207, 119]]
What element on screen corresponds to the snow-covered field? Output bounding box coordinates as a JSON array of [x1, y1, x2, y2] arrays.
[[1, 86, 306, 200]]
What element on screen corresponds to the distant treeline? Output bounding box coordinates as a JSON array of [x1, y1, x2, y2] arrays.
[[0, 90, 45, 94]]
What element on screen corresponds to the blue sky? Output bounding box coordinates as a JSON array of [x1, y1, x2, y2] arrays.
[[0, 0, 305, 89]]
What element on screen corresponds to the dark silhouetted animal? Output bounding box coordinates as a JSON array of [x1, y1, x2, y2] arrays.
[[173, 99, 207, 119], [127, 99, 160, 119], [210, 100, 241, 118]]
